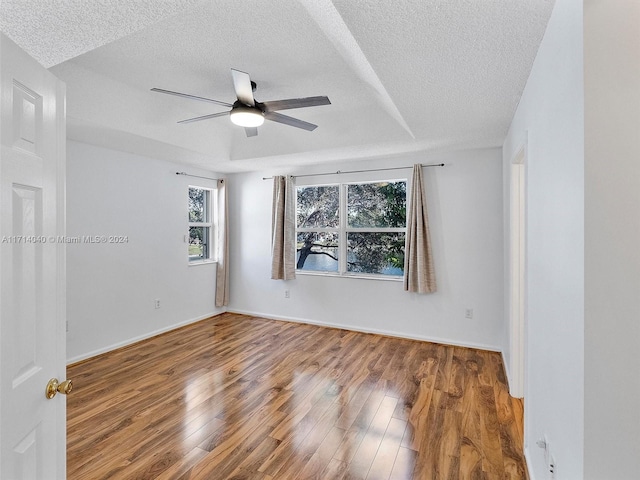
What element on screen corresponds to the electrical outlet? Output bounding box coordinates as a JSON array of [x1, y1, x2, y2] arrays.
[[155, 299, 161, 309], [284, 290, 290, 298], [549, 455, 556, 480], [66, 321, 69, 332], [465, 308, 473, 319]]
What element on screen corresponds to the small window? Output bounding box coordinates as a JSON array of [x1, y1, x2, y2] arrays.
[[188, 186, 214, 262], [296, 180, 406, 277]]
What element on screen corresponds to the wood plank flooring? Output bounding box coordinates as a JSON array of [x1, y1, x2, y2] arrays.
[[66, 313, 527, 479]]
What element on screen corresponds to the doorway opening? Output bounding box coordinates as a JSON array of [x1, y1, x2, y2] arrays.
[[509, 139, 527, 399]]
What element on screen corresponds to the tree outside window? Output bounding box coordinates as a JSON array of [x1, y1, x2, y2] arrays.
[[296, 181, 406, 277]]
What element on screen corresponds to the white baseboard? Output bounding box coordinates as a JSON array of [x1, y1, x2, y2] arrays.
[[501, 349, 524, 399], [502, 349, 511, 383], [502, 349, 531, 480], [66, 311, 225, 365], [228, 308, 501, 353], [68, 308, 501, 363], [524, 445, 535, 480]]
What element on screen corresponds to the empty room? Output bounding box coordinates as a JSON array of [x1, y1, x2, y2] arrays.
[[0, 1, 638, 479]]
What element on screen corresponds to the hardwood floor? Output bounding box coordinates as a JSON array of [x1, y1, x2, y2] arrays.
[[67, 313, 527, 479]]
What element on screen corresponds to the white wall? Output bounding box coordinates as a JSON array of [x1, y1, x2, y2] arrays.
[[584, 1, 640, 478], [227, 148, 504, 351], [66, 141, 224, 362], [503, 0, 585, 478]]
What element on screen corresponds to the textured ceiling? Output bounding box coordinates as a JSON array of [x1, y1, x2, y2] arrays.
[[0, 0, 555, 173]]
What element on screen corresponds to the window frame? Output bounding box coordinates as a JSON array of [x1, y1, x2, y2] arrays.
[[188, 185, 216, 264], [295, 178, 407, 280]]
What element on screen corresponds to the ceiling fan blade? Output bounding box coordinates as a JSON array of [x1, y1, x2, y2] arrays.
[[151, 88, 233, 107], [244, 127, 258, 137], [231, 69, 255, 106], [177, 111, 229, 124], [262, 96, 331, 112], [264, 112, 318, 131]]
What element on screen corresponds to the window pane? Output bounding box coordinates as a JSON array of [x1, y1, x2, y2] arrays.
[[189, 187, 208, 222], [189, 226, 209, 261], [296, 232, 338, 272], [296, 185, 339, 228], [347, 181, 406, 228], [347, 232, 406, 275]]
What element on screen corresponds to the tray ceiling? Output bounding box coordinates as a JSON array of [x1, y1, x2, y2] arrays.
[[0, 0, 555, 172]]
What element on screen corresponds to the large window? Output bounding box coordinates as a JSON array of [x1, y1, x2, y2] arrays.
[[188, 186, 214, 263], [296, 180, 406, 277]]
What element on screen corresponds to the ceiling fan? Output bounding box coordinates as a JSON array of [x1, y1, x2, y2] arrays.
[[151, 69, 331, 137]]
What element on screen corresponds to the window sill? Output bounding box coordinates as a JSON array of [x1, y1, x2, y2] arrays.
[[295, 270, 403, 282], [189, 260, 217, 267]]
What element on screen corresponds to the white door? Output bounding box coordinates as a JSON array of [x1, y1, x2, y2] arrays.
[[0, 33, 67, 479]]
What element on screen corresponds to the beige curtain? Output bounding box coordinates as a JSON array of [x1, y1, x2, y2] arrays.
[[271, 175, 296, 280], [404, 164, 437, 293], [215, 179, 229, 307]]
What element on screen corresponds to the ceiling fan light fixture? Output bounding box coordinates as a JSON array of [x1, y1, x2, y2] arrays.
[[152, 69, 329, 137], [230, 105, 264, 127]]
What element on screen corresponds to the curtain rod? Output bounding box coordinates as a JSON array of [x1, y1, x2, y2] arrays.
[[262, 163, 444, 180], [176, 171, 221, 181]]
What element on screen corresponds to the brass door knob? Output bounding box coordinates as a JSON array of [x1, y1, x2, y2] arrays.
[[45, 378, 73, 399]]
